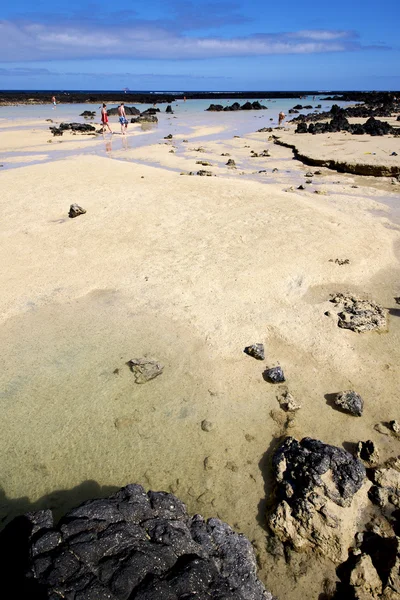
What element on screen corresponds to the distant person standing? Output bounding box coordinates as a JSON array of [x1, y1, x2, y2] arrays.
[[118, 102, 128, 135], [101, 103, 113, 134], [52, 95, 56, 109], [278, 111, 286, 126]]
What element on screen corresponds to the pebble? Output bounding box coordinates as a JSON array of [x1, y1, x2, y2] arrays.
[[68, 204, 86, 218], [244, 343, 265, 360], [264, 366, 285, 383], [203, 456, 215, 470], [201, 419, 214, 432]]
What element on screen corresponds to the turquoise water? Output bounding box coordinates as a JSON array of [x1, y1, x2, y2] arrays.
[[0, 96, 349, 123]]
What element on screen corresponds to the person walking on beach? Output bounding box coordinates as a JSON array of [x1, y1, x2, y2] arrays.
[[278, 111, 286, 126], [51, 95, 56, 109], [118, 102, 128, 135], [101, 103, 113, 134]]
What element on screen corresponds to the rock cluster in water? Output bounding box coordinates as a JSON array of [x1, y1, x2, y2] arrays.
[[206, 101, 267, 112], [107, 106, 140, 116], [6, 484, 273, 600], [49, 122, 97, 136]]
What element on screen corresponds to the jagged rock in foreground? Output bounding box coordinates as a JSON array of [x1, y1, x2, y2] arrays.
[[334, 456, 400, 599], [19, 484, 274, 599], [268, 437, 367, 563]]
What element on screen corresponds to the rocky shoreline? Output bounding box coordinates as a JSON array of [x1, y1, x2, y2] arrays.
[[1, 90, 399, 106], [2, 432, 400, 599]]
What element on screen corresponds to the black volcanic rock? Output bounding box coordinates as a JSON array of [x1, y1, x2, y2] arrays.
[[107, 106, 140, 116], [206, 101, 267, 112], [131, 114, 159, 124], [5, 484, 273, 600], [268, 437, 366, 563]]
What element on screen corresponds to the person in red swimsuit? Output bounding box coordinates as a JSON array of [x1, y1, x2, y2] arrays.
[[101, 103, 113, 134]]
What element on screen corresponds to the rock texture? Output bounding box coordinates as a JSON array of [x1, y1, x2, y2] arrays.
[[127, 358, 164, 384], [15, 484, 273, 599], [264, 367, 285, 383], [69, 204, 86, 218], [268, 437, 367, 563], [334, 390, 364, 417], [244, 344, 265, 361], [50, 123, 96, 135], [330, 293, 388, 333], [334, 456, 400, 599], [107, 106, 140, 116]]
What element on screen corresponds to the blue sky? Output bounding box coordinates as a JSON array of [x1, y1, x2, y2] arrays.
[[0, 0, 398, 90]]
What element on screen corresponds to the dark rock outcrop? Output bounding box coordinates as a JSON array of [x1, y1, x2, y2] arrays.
[[80, 110, 96, 118], [107, 106, 140, 116], [166, 105, 173, 113], [269, 437, 367, 562], [206, 101, 267, 112], [131, 114, 158, 124], [296, 112, 398, 136], [9, 484, 273, 599], [50, 122, 96, 136]]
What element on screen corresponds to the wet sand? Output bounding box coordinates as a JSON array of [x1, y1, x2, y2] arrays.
[[1, 113, 400, 599]]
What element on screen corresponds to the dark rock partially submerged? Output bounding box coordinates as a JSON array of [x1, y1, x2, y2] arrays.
[[107, 106, 140, 116], [80, 110, 96, 118], [207, 101, 268, 112], [131, 114, 158, 124], [17, 484, 273, 599], [269, 437, 366, 562]]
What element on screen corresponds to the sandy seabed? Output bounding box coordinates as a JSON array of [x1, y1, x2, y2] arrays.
[[1, 114, 400, 599]]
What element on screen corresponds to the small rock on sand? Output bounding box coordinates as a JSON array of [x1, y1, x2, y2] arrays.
[[390, 420, 400, 433], [201, 419, 214, 432], [244, 343, 265, 360], [127, 358, 164, 384], [203, 456, 215, 470], [334, 390, 364, 417], [68, 204, 86, 218], [356, 440, 379, 466], [278, 389, 301, 412], [264, 366, 285, 383]]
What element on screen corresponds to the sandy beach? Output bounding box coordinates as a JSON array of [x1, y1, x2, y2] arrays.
[[1, 106, 400, 599]]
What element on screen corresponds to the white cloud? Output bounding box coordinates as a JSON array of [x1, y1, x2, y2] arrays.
[[0, 19, 387, 62]]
